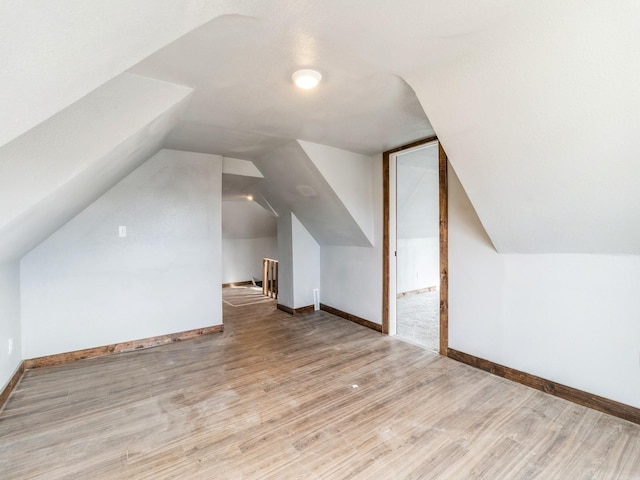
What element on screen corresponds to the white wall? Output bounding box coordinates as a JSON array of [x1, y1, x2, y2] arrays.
[[20, 149, 222, 358], [221, 199, 277, 284], [321, 154, 383, 324], [407, 3, 640, 255], [222, 200, 276, 239], [0, 0, 258, 146], [222, 237, 277, 284], [291, 214, 320, 309], [276, 212, 320, 310], [299, 140, 375, 245], [449, 167, 640, 408], [277, 213, 294, 308], [0, 262, 21, 390], [0, 73, 192, 264], [397, 237, 439, 293]]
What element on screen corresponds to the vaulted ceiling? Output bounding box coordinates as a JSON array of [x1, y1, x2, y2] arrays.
[[2, 1, 639, 257]]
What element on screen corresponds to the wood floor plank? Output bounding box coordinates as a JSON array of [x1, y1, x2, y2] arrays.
[[1, 290, 639, 479]]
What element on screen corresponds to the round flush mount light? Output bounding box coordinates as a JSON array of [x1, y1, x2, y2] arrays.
[[292, 69, 322, 89]]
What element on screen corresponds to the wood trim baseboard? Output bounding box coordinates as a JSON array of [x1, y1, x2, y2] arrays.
[[222, 281, 253, 288], [447, 348, 640, 425], [0, 361, 25, 411], [276, 304, 315, 315], [294, 305, 315, 314], [320, 304, 382, 333], [24, 325, 225, 370], [277, 303, 295, 314], [396, 286, 437, 298]]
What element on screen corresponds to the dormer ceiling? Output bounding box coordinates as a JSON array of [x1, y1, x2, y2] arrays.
[[2, 1, 639, 254], [128, 14, 433, 158]]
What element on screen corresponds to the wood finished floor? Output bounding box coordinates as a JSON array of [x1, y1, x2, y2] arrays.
[[1, 293, 640, 479]]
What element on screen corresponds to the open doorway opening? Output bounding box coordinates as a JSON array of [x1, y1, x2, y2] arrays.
[[395, 143, 440, 350], [383, 137, 448, 354], [220, 162, 279, 314]]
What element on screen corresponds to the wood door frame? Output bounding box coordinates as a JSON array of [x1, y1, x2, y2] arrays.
[[382, 136, 449, 355]]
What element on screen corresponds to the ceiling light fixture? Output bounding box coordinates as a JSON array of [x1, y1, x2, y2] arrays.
[[292, 69, 322, 89]]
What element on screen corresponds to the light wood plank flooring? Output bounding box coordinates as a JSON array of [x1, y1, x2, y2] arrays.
[[1, 293, 639, 479]]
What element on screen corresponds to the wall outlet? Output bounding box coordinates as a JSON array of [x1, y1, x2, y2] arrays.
[[8, 338, 13, 356]]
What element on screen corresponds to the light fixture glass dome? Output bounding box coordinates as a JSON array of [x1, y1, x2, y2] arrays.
[[292, 69, 322, 89]]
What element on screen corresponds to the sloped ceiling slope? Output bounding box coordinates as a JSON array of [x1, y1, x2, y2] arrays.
[[299, 141, 374, 245], [128, 13, 432, 157], [404, 2, 640, 253], [4, 1, 639, 255], [0, 0, 263, 147], [252, 142, 373, 247], [0, 73, 192, 263]]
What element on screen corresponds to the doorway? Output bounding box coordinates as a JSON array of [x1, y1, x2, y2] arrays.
[[383, 137, 448, 354]]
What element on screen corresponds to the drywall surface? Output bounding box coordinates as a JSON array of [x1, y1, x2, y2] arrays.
[[222, 237, 277, 284], [408, 2, 640, 254], [20, 150, 222, 358], [397, 238, 439, 293], [291, 214, 320, 309], [449, 167, 640, 408], [222, 201, 276, 239], [254, 141, 372, 246], [222, 157, 263, 178], [0, 0, 263, 147], [299, 141, 374, 245], [0, 262, 21, 391], [0, 73, 192, 263], [221, 199, 277, 283], [276, 213, 294, 309], [320, 154, 383, 324]]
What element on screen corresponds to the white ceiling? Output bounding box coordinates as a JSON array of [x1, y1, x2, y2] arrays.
[[129, 14, 433, 157], [2, 1, 640, 254], [252, 141, 372, 246], [408, 1, 640, 253]]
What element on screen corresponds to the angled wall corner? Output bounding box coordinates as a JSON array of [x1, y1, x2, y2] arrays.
[[0, 73, 193, 263], [403, 3, 640, 254], [20, 149, 223, 359], [0, 261, 21, 392], [298, 140, 375, 246], [276, 212, 320, 310], [0, 2, 251, 147], [291, 214, 320, 309], [253, 141, 373, 247], [276, 212, 295, 309]]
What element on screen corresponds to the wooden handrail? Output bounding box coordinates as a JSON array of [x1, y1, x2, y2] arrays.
[[262, 258, 278, 299]]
